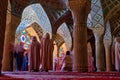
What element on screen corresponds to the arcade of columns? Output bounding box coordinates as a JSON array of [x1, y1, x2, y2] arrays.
[[0, 0, 113, 73]]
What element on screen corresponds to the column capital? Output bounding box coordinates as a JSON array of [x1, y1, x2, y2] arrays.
[[68, 0, 91, 13], [92, 25, 105, 37], [69, 0, 87, 7], [104, 40, 112, 46], [69, 0, 86, 10]]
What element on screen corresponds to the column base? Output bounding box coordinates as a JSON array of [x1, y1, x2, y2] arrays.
[[73, 66, 88, 72], [96, 68, 105, 72], [0, 63, 2, 74]]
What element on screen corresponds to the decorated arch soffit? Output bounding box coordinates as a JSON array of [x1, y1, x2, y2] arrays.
[[16, 3, 52, 38], [87, 0, 104, 35], [31, 23, 43, 41], [57, 23, 72, 50], [104, 21, 112, 44]]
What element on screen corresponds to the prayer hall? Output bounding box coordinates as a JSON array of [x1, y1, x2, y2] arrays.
[[0, 0, 120, 80]]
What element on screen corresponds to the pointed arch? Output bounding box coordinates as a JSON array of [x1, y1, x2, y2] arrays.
[[57, 23, 72, 50], [16, 3, 52, 38]]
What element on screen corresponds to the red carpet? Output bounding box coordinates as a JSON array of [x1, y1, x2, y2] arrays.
[[0, 74, 25, 80], [1, 71, 120, 80]]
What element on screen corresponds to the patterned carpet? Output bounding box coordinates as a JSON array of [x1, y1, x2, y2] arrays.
[[1, 71, 120, 80]]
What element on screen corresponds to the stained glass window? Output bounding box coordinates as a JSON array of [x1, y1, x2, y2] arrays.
[[16, 30, 31, 49]]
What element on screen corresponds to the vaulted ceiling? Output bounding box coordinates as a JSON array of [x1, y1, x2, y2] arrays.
[[101, 0, 120, 20], [10, 0, 120, 40], [10, 0, 68, 17], [110, 10, 120, 36], [100, 0, 120, 37]]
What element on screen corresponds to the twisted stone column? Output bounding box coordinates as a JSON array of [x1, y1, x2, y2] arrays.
[[0, 0, 8, 73], [103, 21, 112, 72], [69, 0, 91, 72], [93, 26, 106, 71], [104, 41, 112, 71], [2, 13, 20, 71]]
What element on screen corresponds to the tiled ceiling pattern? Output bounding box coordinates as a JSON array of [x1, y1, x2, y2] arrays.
[[11, 0, 68, 17], [54, 34, 64, 47], [32, 23, 43, 41], [16, 3, 71, 46], [89, 0, 105, 35], [110, 10, 120, 36], [101, 0, 120, 21], [91, 0, 104, 28], [100, 0, 120, 37], [57, 23, 72, 50], [16, 4, 52, 38], [11, 0, 120, 42], [43, 6, 67, 26], [12, 0, 69, 31], [110, 11, 120, 29], [104, 21, 112, 42], [36, 0, 68, 10], [91, 0, 111, 42]]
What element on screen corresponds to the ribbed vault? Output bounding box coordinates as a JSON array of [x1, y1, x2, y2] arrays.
[[109, 10, 120, 37], [101, 0, 120, 22]]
